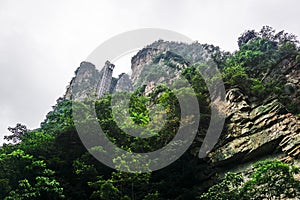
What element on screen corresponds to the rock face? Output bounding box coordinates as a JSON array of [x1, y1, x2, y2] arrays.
[[65, 40, 211, 99], [130, 40, 209, 94], [113, 73, 133, 93], [64, 61, 133, 100], [97, 61, 115, 97], [256, 57, 300, 112], [131, 47, 163, 87], [208, 88, 300, 165], [65, 40, 300, 169], [64, 61, 100, 100], [284, 60, 300, 111]]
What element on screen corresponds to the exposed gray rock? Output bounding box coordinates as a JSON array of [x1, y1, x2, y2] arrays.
[[64, 61, 100, 100], [64, 60, 133, 100], [131, 48, 163, 87], [97, 61, 115, 97], [208, 88, 300, 165], [113, 73, 133, 93]]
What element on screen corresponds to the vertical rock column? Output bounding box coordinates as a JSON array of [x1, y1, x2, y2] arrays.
[[97, 61, 115, 97]]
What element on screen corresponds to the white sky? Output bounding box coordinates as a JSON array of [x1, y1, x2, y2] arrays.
[[0, 0, 299, 144]]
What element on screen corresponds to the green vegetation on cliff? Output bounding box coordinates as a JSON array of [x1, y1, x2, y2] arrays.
[[0, 26, 299, 199]]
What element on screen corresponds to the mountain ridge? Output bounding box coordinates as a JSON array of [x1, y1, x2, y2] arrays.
[[1, 26, 299, 199]]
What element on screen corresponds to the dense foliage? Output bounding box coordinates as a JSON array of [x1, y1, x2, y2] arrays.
[[199, 160, 300, 200], [0, 26, 299, 199], [222, 26, 300, 113]]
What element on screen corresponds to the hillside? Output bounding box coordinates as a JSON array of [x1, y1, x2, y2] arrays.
[[0, 26, 299, 200]]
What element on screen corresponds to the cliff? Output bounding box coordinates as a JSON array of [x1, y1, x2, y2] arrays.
[[209, 88, 300, 165], [65, 39, 300, 167], [64, 61, 132, 100], [35, 29, 299, 198], [129, 40, 300, 167]]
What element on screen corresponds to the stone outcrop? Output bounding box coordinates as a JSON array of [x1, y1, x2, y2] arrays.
[[113, 73, 133, 93], [130, 40, 208, 89], [64, 62, 100, 100], [131, 48, 163, 87], [284, 60, 300, 111], [259, 57, 300, 112], [65, 40, 212, 100], [64, 61, 133, 100], [208, 88, 300, 165], [97, 61, 115, 97]]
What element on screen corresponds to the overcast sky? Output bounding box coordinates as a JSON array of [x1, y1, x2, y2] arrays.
[[0, 0, 299, 144]]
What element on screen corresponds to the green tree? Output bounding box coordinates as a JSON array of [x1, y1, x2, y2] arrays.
[[198, 172, 243, 200], [199, 160, 300, 200], [4, 123, 28, 143], [241, 160, 300, 200], [0, 150, 64, 199]]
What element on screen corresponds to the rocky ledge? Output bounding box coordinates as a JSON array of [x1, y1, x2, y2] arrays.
[[208, 88, 300, 165]]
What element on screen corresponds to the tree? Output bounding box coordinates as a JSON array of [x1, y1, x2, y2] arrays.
[[0, 150, 65, 199], [198, 172, 243, 200], [199, 160, 300, 200], [238, 26, 299, 48], [5, 175, 65, 200], [238, 30, 257, 47], [241, 160, 300, 200], [226, 26, 300, 113], [202, 44, 231, 69], [4, 123, 28, 143]]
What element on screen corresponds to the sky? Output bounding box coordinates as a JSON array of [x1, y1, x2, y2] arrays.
[[0, 0, 300, 144]]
